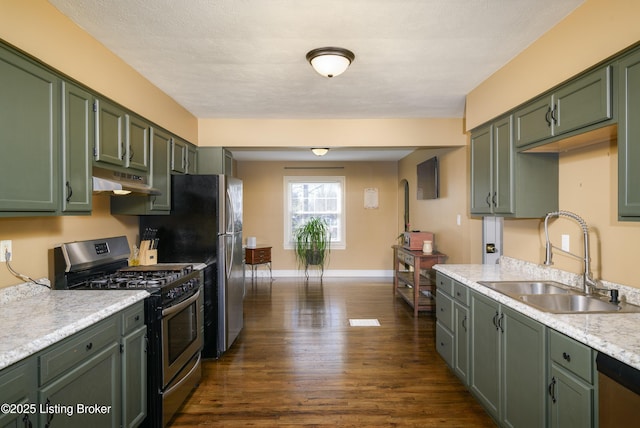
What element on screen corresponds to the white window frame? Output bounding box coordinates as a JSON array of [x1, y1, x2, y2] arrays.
[[283, 176, 346, 250]]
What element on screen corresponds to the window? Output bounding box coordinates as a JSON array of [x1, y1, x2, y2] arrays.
[[284, 176, 346, 249]]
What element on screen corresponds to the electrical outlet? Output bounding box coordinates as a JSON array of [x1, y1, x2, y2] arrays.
[[0, 240, 12, 262], [561, 234, 570, 252]]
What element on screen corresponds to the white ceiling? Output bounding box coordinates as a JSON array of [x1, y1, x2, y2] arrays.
[[48, 0, 584, 160]]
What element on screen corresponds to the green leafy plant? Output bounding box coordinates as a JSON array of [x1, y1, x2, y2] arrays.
[[294, 216, 331, 277]]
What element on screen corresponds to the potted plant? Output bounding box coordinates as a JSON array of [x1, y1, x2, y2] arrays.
[[294, 216, 331, 279]]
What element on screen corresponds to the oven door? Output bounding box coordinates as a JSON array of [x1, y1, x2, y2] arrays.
[[162, 288, 203, 386]]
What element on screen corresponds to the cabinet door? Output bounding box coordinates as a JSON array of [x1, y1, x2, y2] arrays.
[[0, 358, 37, 428], [0, 45, 59, 213], [171, 138, 187, 173], [453, 302, 469, 386], [554, 66, 612, 137], [95, 98, 126, 167], [514, 96, 553, 148], [549, 363, 594, 428], [122, 325, 147, 428], [186, 144, 198, 174], [618, 49, 640, 219], [470, 125, 493, 214], [493, 115, 515, 215], [38, 342, 121, 428], [469, 291, 500, 420], [150, 127, 172, 211], [61, 81, 93, 213], [501, 306, 546, 428], [126, 114, 150, 172], [435, 322, 454, 368]]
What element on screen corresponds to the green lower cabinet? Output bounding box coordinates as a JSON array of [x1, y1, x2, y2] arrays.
[[469, 291, 546, 427], [547, 329, 596, 427], [501, 306, 547, 428], [548, 363, 594, 428], [122, 325, 147, 428], [0, 358, 37, 428], [469, 291, 501, 420], [453, 301, 470, 385], [38, 342, 120, 427]]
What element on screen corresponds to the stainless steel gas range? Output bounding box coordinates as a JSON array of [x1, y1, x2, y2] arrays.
[[52, 236, 203, 427]]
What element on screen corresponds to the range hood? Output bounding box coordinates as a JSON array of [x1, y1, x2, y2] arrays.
[[92, 167, 161, 196]]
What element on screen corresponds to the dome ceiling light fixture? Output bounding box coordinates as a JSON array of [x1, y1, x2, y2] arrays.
[[311, 148, 330, 156], [306, 47, 355, 78]]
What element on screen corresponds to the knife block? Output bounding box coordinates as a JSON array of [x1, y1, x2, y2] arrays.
[[139, 240, 157, 266]]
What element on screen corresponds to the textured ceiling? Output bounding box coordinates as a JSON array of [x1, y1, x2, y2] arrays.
[[48, 0, 583, 120]]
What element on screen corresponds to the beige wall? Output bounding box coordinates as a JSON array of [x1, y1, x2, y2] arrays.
[[198, 118, 464, 148], [0, 196, 139, 287], [236, 160, 399, 273]]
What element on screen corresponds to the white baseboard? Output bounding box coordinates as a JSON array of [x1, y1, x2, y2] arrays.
[[253, 269, 394, 278]]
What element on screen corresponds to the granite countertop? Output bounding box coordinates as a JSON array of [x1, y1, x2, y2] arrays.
[[434, 257, 640, 371], [0, 282, 148, 370]]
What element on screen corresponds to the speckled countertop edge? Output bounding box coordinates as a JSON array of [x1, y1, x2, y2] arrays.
[[434, 257, 640, 371], [0, 283, 149, 370]]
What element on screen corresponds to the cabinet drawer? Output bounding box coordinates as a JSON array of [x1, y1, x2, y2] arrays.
[[453, 281, 470, 306], [436, 322, 454, 367], [121, 301, 145, 335], [401, 252, 414, 266], [436, 273, 454, 296], [246, 248, 271, 264], [436, 290, 454, 331], [549, 329, 594, 383], [39, 316, 119, 385]]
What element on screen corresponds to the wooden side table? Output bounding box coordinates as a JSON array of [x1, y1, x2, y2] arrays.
[[245, 246, 272, 280], [392, 245, 447, 316]]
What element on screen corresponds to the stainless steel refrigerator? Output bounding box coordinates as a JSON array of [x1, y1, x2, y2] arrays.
[[140, 174, 243, 358]]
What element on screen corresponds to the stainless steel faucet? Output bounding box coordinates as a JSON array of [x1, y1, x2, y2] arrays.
[[543, 211, 599, 294]]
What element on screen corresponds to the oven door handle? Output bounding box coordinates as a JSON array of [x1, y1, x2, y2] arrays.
[[162, 288, 201, 317]]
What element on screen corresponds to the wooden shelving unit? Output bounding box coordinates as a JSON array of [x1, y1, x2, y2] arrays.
[[392, 245, 447, 316]]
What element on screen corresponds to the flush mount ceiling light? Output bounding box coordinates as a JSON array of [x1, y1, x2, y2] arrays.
[[311, 148, 329, 156], [306, 47, 355, 78]]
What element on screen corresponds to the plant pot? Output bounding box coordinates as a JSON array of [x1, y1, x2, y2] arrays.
[[305, 250, 324, 266]]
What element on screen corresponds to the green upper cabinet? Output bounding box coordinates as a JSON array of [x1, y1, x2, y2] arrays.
[[618, 48, 640, 220], [171, 138, 197, 174], [470, 115, 558, 218], [186, 143, 198, 174], [126, 114, 150, 172], [95, 98, 127, 168], [197, 147, 234, 175], [0, 45, 59, 213], [470, 116, 514, 215], [171, 137, 187, 173], [110, 126, 172, 215], [61, 81, 93, 213], [95, 98, 150, 173], [470, 125, 493, 215], [149, 127, 172, 211], [515, 66, 613, 149]]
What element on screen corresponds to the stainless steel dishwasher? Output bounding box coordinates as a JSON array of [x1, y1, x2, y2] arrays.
[[596, 352, 640, 427]]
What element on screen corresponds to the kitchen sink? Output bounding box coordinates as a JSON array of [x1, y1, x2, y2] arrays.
[[477, 280, 640, 314], [519, 294, 640, 314], [478, 280, 575, 296]]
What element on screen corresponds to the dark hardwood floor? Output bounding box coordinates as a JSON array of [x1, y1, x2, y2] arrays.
[[170, 276, 495, 427]]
